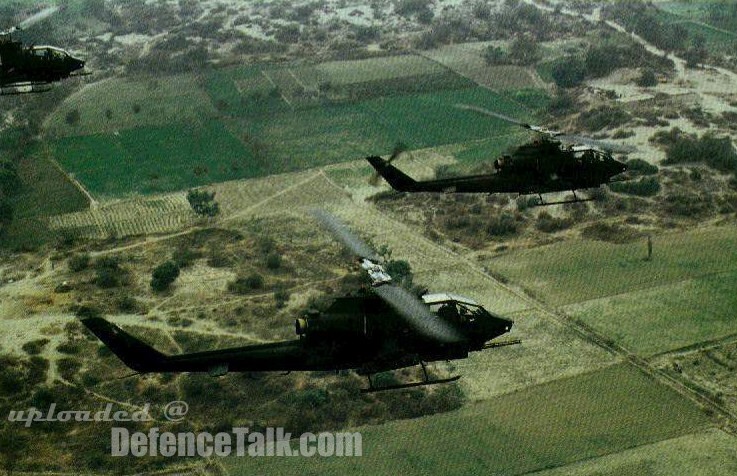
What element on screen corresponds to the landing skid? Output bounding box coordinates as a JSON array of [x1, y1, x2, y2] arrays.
[[361, 361, 460, 394], [530, 190, 594, 207], [0, 82, 52, 95]]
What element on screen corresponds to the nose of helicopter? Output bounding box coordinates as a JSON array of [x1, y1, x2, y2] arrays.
[[609, 158, 627, 177], [68, 55, 85, 72]]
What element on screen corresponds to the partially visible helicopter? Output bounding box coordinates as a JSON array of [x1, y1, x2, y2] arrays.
[[367, 105, 633, 206], [81, 210, 516, 393], [1, 7, 87, 95]]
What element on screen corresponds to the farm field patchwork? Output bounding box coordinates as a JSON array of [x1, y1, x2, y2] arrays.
[[223, 363, 709, 475], [486, 224, 737, 307], [47, 56, 543, 200], [565, 270, 737, 356]]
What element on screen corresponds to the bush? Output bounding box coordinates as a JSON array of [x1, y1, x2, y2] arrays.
[[625, 159, 658, 176], [609, 176, 661, 196], [151, 261, 180, 292], [552, 57, 585, 88], [265, 252, 282, 270], [22, 339, 50, 355], [65, 109, 80, 125], [228, 273, 264, 294], [483, 45, 507, 65], [636, 68, 657, 87], [535, 211, 573, 233], [486, 212, 519, 237], [578, 105, 630, 131], [68, 253, 90, 272], [274, 288, 290, 309], [581, 222, 641, 243], [660, 191, 713, 218], [663, 132, 737, 174], [96, 268, 121, 288], [187, 189, 220, 217]]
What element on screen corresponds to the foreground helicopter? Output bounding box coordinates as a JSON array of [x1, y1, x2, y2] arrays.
[[82, 210, 516, 392], [1, 7, 87, 95], [367, 105, 632, 205]]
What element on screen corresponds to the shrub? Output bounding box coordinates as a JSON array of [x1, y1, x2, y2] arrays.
[[65, 109, 80, 125], [68, 253, 90, 272], [22, 339, 50, 355], [96, 268, 121, 288], [626, 158, 658, 175], [581, 222, 641, 243], [274, 288, 290, 308], [265, 252, 282, 270], [636, 68, 657, 87], [187, 189, 220, 217], [609, 176, 661, 196], [151, 261, 180, 292], [552, 57, 585, 88], [228, 273, 264, 294], [578, 106, 630, 131], [535, 211, 573, 233], [663, 132, 737, 174], [486, 212, 519, 237]]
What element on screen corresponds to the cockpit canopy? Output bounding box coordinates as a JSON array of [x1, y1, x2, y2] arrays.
[[31, 45, 70, 60], [422, 293, 486, 324]]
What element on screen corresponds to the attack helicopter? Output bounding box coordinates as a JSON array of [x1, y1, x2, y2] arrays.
[[81, 210, 516, 393], [1, 7, 87, 95], [367, 104, 632, 205]]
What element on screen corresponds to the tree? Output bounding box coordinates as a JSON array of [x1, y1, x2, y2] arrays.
[[636, 68, 657, 87], [385, 259, 413, 287], [151, 261, 180, 292], [187, 189, 220, 217], [483, 45, 508, 65], [552, 57, 585, 88], [508, 35, 540, 65]]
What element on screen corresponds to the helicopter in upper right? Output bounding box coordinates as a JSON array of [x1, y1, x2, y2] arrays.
[[367, 104, 635, 206]]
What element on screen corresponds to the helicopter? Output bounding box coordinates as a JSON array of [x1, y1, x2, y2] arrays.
[[367, 104, 632, 206], [81, 210, 516, 393], [1, 7, 87, 95]]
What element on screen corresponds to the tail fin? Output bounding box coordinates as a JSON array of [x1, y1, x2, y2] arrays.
[[366, 156, 417, 192], [81, 317, 167, 372]]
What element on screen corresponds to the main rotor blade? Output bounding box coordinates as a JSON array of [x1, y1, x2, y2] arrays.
[[455, 103, 533, 129], [18, 6, 59, 30], [312, 209, 379, 261], [374, 284, 461, 343], [557, 134, 637, 154]]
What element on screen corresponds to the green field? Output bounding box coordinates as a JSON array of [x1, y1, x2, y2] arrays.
[[314, 55, 446, 85], [206, 56, 476, 117], [488, 225, 737, 306], [227, 87, 531, 173], [565, 271, 737, 356], [1, 140, 89, 249], [538, 428, 737, 476], [224, 364, 708, 475], [51, 121, 255, 197]]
